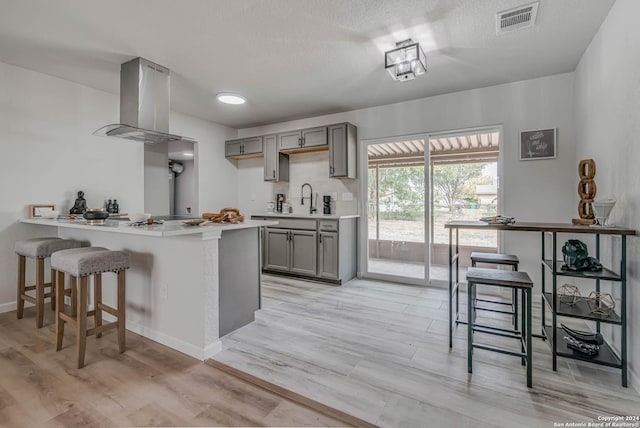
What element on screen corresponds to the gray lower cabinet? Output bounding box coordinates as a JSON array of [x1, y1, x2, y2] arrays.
[[329, 122, 357, 178], [290, 230, 317, 276], [264, 227, 317, 275], [264, 228, 290, 271], [263, 134, 289, 181], [255, 216, 357, 285], [318, 231, 338, 279]]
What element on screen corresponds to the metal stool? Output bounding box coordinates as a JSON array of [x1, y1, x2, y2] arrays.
[[51, 247, 129, 368], [466, 267, 533, 388], [15, 237, 82, 327], [470, 252, 519, 329]]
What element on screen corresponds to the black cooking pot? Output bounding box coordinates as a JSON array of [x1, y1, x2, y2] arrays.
[[83, 209, 109, 221]]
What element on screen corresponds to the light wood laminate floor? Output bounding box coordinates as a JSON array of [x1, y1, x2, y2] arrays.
[[0, 307, 349, 427], [212, 275, 640, 427]]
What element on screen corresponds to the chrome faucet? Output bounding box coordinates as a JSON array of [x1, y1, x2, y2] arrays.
[[301, 183, 316, 214]]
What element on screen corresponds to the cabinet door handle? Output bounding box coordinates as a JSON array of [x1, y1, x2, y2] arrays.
[[273, 170, 276, 178], [319, 234, 323, 243], [241, 145, 244, 154]]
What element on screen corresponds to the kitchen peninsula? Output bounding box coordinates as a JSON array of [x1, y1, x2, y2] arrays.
[[21, 217, 277, 360]]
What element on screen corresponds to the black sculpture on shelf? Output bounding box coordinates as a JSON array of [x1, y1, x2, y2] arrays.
[[561, 239, 603, 272], [69, 190, 88, 214]]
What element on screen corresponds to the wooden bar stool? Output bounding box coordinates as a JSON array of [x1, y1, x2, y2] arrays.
[[470, 252, 519, 329], [51, 247, 129, 368], [466, 267, 533, 388], [15, 237, 82, 327]]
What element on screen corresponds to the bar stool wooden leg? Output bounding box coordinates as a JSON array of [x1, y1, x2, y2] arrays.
[[50, 268, 56, 311], [117, 270, 126, 353], [77, 276, 88, 369], [71, 276, 77, 317], [17, 255, 26, 319], [36, 258, 45, 328], [94, 273, 103, 338], [56, 270, 65, 351]]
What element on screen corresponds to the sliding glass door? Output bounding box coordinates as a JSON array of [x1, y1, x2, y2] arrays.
[[363, 136, 429, 285]]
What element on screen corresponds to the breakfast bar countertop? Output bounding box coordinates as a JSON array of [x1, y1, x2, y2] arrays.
[[21, 218, 278, 238]]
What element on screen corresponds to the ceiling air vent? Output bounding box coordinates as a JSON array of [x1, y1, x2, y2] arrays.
[[496, 2, 539, 35]]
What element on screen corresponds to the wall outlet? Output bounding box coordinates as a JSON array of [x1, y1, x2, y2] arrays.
[[160, 283, 168, 300], [185, 207, 191, 214], [342, 192, 354, 201]]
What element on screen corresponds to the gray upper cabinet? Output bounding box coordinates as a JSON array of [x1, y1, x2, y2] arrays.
[[225, 136, 264, 159], [229, 123, 357, 178], [279, 126, 328, 151], [301, 126, 327, 148], [242, 136, 264, 155], [329, 123, 357, 178], [278, 130, 302, 151], [225, 139, 243, 157], [264, 134, 289, 182]]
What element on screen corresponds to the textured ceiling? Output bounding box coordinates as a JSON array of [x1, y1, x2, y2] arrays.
[[0, 0, 615, 128]]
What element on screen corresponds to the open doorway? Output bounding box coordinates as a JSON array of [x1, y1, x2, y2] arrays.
[[168, 140, 197, 217], [361, 127, 501, 286]]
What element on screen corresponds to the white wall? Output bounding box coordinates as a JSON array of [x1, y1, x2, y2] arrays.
[[574, 0, 640, 389], [0, 61, 235, 311], [237, 73, 577, 285], [171, 112, 238, 213]]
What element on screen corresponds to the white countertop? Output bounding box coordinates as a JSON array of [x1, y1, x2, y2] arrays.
[[251, 212, 360, 220], [21, 218, 277, 238]]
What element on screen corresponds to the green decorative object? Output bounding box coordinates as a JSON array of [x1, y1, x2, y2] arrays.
[[558, 284, 581, 306], [561, 239, 603, 272]]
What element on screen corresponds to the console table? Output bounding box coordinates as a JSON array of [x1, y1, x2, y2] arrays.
[[444, 221, 636, 387]]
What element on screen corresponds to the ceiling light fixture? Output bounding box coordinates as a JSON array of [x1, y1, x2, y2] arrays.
[[384, 39, 427, 82], [183, 152, 193, 157], [216, 92, 246, 105]]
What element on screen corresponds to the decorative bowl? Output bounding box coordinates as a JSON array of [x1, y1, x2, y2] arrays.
[[129, 213, 152, 223], [83, 209, 109, 221]]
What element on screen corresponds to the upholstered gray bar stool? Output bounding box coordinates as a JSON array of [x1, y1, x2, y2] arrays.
[[51, 247, 129, 368], [15, 237, 82, 327]]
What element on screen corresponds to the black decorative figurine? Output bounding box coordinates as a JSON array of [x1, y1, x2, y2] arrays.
[[70, 190, 88, 214]]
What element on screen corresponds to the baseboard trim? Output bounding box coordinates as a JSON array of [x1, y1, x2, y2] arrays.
[[0, 301, 17, 314], [207, 359, 376, 428], [631, 366, 640, 394], [102, 313, 221, 361]]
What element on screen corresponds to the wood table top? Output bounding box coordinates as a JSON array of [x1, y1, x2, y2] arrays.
[[444, 221, 636, 235], [466, 267, 533, 288]]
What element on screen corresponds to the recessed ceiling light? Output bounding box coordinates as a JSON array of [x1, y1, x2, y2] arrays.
[[216, 93, 246, 105]]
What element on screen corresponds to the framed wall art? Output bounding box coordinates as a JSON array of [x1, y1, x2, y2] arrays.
[[29, 204, 56, 218], [520, 128, 556, 160]]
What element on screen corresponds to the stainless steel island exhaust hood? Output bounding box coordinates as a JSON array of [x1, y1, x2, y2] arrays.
[[93, 57, 194, 144]]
